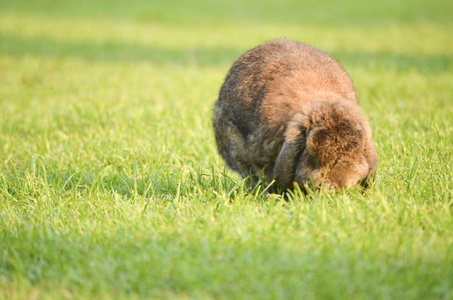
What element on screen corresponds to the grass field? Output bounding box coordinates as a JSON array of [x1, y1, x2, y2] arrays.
[[1, 0, 453, 299]]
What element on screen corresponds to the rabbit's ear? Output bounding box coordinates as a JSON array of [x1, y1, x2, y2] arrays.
[[272, 132, 306, 192], [362, 140, 379, 187]]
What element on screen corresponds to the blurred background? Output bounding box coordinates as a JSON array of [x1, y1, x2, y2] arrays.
[[1, 0, 452, 67]]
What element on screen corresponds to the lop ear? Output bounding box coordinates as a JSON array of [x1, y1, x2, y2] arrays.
[[272, 132, 306, 192], [361, 140, 379, 187]]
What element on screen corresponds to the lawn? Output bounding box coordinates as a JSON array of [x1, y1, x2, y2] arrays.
[[1, 0, 453, 299]]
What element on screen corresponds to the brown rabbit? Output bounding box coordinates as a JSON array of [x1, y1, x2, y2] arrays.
[[213, 39, 378, 193]]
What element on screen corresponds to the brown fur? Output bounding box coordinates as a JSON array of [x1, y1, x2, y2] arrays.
[[213, 39, 378, 193]]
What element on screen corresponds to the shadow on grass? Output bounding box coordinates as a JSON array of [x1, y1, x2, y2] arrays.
[[332, 51, 452, 74], [1, 35, 452, 72], [1, 162, 251, 201], [0, 35, 242, 67]]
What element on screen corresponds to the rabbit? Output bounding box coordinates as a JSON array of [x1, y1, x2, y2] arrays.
[[213, 38, 378, 193]]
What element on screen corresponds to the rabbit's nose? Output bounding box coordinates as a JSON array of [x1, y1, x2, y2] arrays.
[[342, 177, 362, 189], [318, 180, 335, 191]]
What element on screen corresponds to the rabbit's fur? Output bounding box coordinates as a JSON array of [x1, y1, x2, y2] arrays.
[[213, 39, 378, 193]]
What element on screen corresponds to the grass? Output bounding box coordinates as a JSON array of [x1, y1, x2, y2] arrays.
[[1, 0, 453, 299]]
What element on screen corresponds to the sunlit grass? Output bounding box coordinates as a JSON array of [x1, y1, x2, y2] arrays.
[[1, 0, 452, 299]]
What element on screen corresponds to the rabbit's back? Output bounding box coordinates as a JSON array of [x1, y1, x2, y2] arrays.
[[217, 39, 357, 131]]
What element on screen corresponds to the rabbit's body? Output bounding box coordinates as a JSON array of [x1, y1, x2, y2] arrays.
[[213, 39, 378, 192]]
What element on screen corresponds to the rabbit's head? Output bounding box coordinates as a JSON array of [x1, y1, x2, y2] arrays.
[[273, 100, 378, 193]]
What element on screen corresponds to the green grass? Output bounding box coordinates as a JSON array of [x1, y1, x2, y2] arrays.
[[1, 0, 453, 299]]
